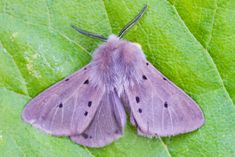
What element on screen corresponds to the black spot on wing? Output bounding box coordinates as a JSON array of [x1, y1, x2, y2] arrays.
[[163, 77, 167, 81], [58, 103, 63, 108], [142, 75, 147, 80], [164, 102, 168, 108], [84, 111, 88, 116], [88, 101, 92, 107], [136, 96, 140, 103], [146, 62, 149, 66], [65, 78, 69, 81], [138, 108, 142, 113], [82, 133, 88, 139], [84, 79, 89, 84]]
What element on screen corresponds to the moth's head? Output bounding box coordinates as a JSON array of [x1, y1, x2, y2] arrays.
[[71, 5, 147, 43], [106, 35, 143, 53], [102, 34, 146, 62]]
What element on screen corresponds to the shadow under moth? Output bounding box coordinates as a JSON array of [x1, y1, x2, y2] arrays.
[[22, 5, 204, 148]]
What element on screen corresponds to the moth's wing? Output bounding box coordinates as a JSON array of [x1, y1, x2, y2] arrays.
[[22, 64, 105, 136], [71, 90, 126, 147], [124, 62, 204, 137]]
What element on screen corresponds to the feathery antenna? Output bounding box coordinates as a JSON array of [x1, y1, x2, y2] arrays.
[[72, 5, 147, 41], [71, 25, 108, 42], [118, 5, 147, 38]]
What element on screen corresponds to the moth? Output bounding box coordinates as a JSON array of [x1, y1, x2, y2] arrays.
[[22, 5, 204, 148]]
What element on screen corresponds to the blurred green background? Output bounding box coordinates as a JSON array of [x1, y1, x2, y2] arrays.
[[0, 0, 235, 156]]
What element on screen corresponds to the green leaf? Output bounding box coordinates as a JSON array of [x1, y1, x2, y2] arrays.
[[0, 0, 235, 157], [168, 0, 235, 103]]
